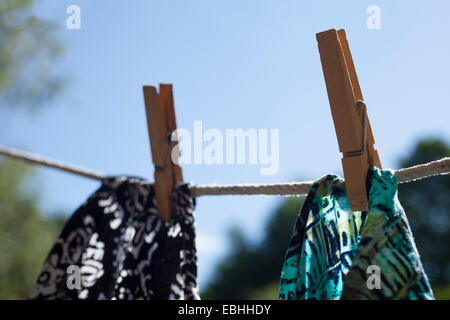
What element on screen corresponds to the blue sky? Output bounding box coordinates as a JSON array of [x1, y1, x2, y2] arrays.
[[3, 0, 450, 288]]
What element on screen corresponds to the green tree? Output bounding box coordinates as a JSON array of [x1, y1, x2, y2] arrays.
[[0, 0, 63, 109], [0, 0, 66, 299], [397, 139, 450, 286], [0, 160, 64, 299], [202, 197, 304, 299]]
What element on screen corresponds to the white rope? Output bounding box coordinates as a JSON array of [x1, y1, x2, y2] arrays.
[[1, 144, 449, 197], [395, 157, 450, 183], [189, 181, 314, 197], [189, 157, 450, 196], [0, 145, 104, 181]]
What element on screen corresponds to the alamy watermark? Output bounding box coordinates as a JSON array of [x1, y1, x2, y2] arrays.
[[366, 265, 381, 290], [67, 265, 81, 290], [65, 4, 382, 31], [66, 5, 81, 30], [171, 121, 279, 175], [66, 263, 382, 291], [366, 5, 381, 30]]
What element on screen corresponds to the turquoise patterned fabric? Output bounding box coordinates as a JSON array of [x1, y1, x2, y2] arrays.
[[279, 167, 434, 300]]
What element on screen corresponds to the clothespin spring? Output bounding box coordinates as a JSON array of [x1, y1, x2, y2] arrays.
[[155, 131, 177, 171], [346, 100, 367, 157]]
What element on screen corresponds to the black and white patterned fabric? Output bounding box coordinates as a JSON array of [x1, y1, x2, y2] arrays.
[[29, 177, 200, 300]]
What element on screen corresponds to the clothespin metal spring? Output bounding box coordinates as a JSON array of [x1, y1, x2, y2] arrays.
[[154, 131, 177, 172], [345, 100, 367, 157]]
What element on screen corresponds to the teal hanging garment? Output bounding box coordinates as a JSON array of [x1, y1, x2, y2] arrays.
[[279, 167, 434, 300]]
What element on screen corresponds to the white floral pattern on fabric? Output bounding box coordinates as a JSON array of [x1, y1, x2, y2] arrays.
[[29, 177, 200, 300]]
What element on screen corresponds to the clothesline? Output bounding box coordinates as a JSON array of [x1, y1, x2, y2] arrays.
[[1, 144, 449, 197]]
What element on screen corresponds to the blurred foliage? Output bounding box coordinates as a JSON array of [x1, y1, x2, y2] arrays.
[[0, 0, 63, 109], [202, 138, 450, 300], [433, 286, 450, 300], [202, 197, 304, 299], [398, 139, 450, 285], [0, 160, 64, 299], [247, 282, 279, 300], [0, 0, 66, 299]]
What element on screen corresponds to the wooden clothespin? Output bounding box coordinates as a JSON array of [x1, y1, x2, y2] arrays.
[[143, 84, 183, 221], [316, 29, 382, 211]]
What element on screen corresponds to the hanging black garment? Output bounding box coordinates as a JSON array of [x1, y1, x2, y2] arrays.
[[29, 177, 200, 300]]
